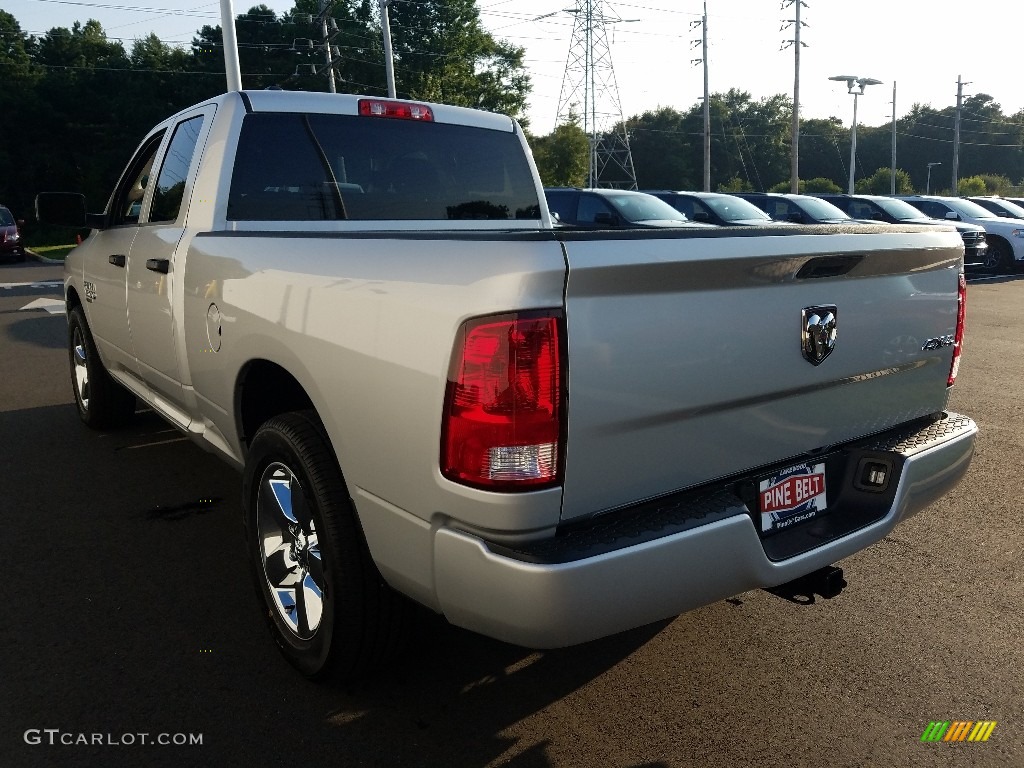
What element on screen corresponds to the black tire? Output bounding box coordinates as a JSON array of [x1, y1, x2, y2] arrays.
[[243, 411, 406, 681], [984, 239, 1012, 274], [67, 304, 137, 429]]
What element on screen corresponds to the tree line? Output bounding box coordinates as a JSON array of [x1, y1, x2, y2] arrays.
[[0, 1, 527, 228], [3, 2, 1024, 234], [535, 89, 1024, 196]]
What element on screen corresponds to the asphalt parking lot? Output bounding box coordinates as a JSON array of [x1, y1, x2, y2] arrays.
[[1, 259, 1021, 768]]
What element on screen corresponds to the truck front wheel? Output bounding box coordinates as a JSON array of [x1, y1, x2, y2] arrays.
[[67, 305, 136, 429], [243, 411, 403, 680]]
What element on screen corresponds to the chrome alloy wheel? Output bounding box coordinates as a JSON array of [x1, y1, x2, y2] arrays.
[[72, 326, 90, 410], [257, 463, 325, 640]]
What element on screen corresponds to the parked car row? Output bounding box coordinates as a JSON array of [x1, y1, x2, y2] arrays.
[[544, 187, 716, 229], [542, 187, 1022, 274], [812, 194, 990, 271], [896, 196, 1023, 274]]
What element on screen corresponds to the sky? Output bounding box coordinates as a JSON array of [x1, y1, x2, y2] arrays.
[[6, 0, 1022, 136]]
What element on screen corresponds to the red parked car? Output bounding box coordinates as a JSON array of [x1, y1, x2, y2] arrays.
[[0, 205, 26, 262]]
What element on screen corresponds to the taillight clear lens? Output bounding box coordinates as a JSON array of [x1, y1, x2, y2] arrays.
[[948, 271, 966, 387], [441, 313, 563, 490]]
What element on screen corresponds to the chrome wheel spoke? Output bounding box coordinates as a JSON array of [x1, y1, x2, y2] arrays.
[[73, 334, 90, 408], [263, 540, 300, 588], [306, 539, 324, 590], [257, 462, 322, 640]]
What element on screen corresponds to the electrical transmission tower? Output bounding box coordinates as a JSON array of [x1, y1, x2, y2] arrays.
[[555, 0, 637, 189]]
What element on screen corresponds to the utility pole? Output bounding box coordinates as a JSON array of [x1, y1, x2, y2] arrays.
[[952, 76, 963, 194], [691, 4, 710, 191], [782, 0, 808, 194], [890, 81, 897, 194], [317, 0, 337, 93], [380, 0, 397, 97], [702, 3, 710, 192]]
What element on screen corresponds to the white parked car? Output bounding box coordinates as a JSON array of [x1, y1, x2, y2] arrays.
[[900, 195, 1024, 274]]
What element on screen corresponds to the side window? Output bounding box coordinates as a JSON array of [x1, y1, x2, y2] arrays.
[[109, 133, 164, 227], [848, 201, 870, 218], [545, 192, 577, 223], [914, 201, 947, 218], [670, 198, 695, 218], [577, 194, 614, 224], [150, 116, 205, 224]]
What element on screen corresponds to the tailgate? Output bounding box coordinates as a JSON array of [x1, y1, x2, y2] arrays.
[[559, 226, 963, 521]]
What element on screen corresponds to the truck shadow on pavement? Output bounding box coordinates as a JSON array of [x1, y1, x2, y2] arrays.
[[3, 402, 673, 768], [3, 312, 66, 349]]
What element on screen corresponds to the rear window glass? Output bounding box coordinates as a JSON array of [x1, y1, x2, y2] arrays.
[[227, 113, 541, 221]]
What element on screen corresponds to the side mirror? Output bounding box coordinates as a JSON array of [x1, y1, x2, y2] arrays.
[[944, 211, 959, 221], [693, 211, 711, 223], [785, 212, 804, 223], [36, 193, 87, 228]]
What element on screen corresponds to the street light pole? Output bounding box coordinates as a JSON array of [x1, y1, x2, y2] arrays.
[[848, 91, 859, 195], [829, 75, 882, 195], [926, 162, 941, 195]]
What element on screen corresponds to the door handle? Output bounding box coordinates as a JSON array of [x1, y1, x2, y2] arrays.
[[108, 254, 126, 267], [146, 258, 170, 274]]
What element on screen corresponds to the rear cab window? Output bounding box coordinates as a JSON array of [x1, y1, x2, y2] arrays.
[[227, 113, 541, 222]]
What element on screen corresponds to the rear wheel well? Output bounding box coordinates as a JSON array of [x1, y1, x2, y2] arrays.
[[236, 361, 315, 452], [66, 286, 82, 312]]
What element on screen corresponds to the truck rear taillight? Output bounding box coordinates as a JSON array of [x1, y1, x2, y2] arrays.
[[441, 313, 564, 490], [948, 272, 967, 387], [358, 98, 434, 122]]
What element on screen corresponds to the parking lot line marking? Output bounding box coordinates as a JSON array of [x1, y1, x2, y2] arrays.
[[0, 280, 64, 290], [19, 297, 66, 314]]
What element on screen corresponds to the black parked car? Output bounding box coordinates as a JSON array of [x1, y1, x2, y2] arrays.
[[732, 192, 877, 225], [643, 190, 790, 227], [0, 205, 26, 262], [544, 188, 714, 229], [811, 193, 989, 270]]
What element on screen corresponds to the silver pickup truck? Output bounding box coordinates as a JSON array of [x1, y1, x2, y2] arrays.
[[39, 90, 976, 681]]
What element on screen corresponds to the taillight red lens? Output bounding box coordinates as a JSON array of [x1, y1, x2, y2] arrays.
[[441, 313, 563, 490], [948, 271, 967, 387], [358, 98, 434, 121]]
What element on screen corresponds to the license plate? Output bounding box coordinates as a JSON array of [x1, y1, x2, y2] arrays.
[[758, 462, 827, 535]]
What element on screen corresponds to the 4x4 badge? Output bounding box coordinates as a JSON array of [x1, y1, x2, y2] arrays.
[[801, 305, 837, 365]]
